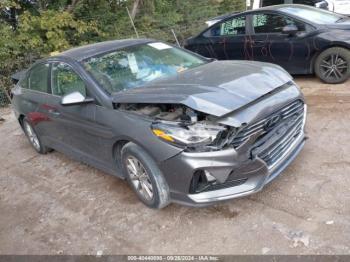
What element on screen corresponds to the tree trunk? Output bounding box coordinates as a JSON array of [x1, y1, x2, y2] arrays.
[[66, 0, 80, 13], [131, 0, 141, 19], [10, 7, 17, 30]]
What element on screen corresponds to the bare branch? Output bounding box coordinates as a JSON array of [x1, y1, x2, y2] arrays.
[[66, 0, 80, 13], [130, 0, 141, 19]]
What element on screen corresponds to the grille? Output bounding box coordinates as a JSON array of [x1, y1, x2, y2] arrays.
[[202, 178, 248, 192], [232, 100, 304, 148], [257, 111, 304, 168]]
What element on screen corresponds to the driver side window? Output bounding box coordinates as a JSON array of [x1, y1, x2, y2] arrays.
[[252, 13, 306, 34], [51, 63, 86, 97]]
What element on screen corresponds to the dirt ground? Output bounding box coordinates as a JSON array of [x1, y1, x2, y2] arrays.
[[0, 77, 349, 255]]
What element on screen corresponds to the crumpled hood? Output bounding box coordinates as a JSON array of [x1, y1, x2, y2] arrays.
[[112, 61, 292, 117]]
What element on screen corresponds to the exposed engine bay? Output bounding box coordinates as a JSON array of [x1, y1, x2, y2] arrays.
[[117, 103, 240, 152], [118, 103, 209, 122]]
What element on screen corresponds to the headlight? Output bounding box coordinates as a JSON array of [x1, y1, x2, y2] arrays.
[[151, 121, 226, 148]]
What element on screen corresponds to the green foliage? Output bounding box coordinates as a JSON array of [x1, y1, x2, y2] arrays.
[[0, 0, 19, 9], [18, 10, 100, 52], [219, 0, 246, 13], [0, 0, 245, 100]]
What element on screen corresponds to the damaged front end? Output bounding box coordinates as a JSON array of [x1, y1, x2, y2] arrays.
[[114, 86, 307, 206]]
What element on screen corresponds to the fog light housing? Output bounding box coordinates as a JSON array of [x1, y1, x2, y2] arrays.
[[204, 170, 216, 182], [189, 170, 217, 194]]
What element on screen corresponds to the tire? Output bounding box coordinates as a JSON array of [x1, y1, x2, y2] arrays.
[[121, 142, 170, 209], [22, 118, 49, 154], [315, 47, 350, 84]]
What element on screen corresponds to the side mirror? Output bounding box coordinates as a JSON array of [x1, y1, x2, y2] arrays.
[[282, 25, 298, 36], [315, 1, 328, 9], [61, 91, 94, 106]]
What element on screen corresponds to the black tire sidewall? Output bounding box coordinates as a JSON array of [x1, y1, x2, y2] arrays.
[[23, 118, 47, 154], [315, 47, 350, 84], [121, 142, 170, 209]]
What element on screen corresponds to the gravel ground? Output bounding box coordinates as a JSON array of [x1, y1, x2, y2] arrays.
[[0, 77, 349, 255]]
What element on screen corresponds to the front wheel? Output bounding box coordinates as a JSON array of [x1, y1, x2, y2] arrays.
[[315, 47, 350, 84], [22, 118, 49, 154], [121, 142, 170, 209]]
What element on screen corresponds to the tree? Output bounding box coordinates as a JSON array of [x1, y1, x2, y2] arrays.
[[0, 0, 245, 100], [130, 0, 141, 19]]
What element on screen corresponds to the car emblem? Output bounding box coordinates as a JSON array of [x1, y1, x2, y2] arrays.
[[264, 114, 281, 130]]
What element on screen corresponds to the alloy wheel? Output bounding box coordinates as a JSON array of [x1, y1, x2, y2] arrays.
[[126, 156, 154, 201], [24, 121, 41, 151], [320, 53, 348, 81]]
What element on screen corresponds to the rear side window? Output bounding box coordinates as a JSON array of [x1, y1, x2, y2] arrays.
[[51, 63, 86, 97], [293, 0, 318, 5], [28, 63, 50, 93], [261, 0, 284, 6], [204, 16, 246, 37], [18, 74, 29, 89], [261, 0, 318, 6], [252, 13, 306, 33]]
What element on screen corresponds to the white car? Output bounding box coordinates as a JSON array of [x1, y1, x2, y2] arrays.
[[205, 0, 350, 28], [325, 0, 350, 15], [248, 0, 350, 16]]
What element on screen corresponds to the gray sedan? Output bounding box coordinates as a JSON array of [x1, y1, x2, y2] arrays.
[[11, 39, 307, 208]]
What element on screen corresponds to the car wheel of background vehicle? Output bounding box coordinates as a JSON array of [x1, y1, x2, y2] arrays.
[[121, 142, 170, 209], [315, 47, 350, 84], [23, 118, 49, 154]]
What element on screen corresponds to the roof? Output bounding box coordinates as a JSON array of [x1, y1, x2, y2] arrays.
[[58, 38, 154, 61], [205, 4, 315, 21], [206, 12, 239, 22], [252, 4, 317, 11]]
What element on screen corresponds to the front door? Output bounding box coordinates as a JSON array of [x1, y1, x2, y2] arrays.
[[45, 62, 112, 168], [248, 12, 313, 74]]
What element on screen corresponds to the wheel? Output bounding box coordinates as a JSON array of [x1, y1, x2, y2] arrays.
[[121, 142, 170, 209], [22, 118, 49, 154], [315, 47, 350, 84]]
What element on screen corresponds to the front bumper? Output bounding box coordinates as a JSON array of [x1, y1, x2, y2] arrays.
[[190, 133, 305, 205], [163, 133, 305, 206], [160, 105, 307, 207]]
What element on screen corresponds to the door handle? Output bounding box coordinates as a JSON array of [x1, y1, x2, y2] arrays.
[[41, 104, 60, 116], [48, 108, 60, 116], [253, 40, 265, 45]]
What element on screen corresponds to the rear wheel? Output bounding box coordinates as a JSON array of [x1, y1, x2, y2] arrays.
[[315, 47, 350, 84], [121, 142, 170, 209], [23, 118, 49, 154]]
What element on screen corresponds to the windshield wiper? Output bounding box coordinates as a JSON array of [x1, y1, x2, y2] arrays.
[[336, 17, 348, 23]]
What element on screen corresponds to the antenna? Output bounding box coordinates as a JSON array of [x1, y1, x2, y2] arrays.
[[126, 7, 139, 38], [171, 29, 181, 47]]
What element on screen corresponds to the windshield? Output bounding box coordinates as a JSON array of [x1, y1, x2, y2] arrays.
[[83, 42, 206, 93], [280, 5, 347, 24]]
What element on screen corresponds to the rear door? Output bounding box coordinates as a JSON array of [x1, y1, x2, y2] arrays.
[[17, 63, 52, 143], [208, 15, 248, 60], [191, 15, 248, 60]]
